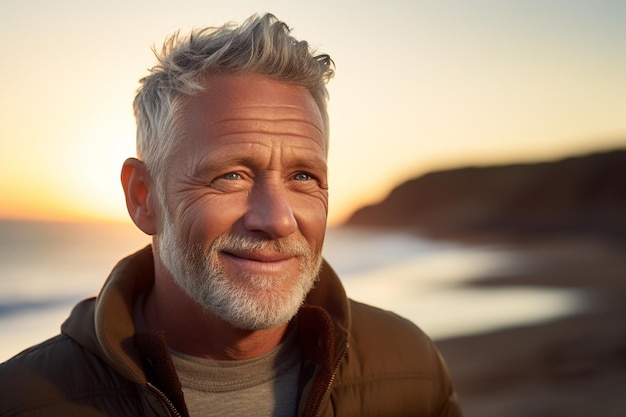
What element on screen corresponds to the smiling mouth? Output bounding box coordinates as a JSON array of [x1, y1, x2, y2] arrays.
[[220, 250, 300, 276], [222, 250, 296, 263]]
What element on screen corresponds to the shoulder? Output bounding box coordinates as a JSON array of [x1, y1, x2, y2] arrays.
[[345, 299, 446, 381], [0, 334, 139, 416], [347, 300, 451, 383], [348, 299, 437, 359], [1, 333, 81, 380], [330, 300, 461, 416]]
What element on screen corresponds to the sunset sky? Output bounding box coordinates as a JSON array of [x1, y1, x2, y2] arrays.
[[1, 0, 625, 225]]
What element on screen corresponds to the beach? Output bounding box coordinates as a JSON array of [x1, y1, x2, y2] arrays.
[[434, 235, 626, 417]]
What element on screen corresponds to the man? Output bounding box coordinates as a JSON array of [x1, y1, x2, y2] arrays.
[[0, 13, 461, 416]]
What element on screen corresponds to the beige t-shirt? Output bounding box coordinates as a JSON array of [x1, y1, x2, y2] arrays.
[[170, 329, 303, 417]]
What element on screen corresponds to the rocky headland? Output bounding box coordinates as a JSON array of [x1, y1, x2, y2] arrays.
[[347, 149, 626, 242]]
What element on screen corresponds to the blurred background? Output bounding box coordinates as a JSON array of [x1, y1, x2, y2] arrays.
[[1, 1, 625, 416]]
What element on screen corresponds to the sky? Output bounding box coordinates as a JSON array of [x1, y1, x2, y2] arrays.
[[1, 0, 625, 225]]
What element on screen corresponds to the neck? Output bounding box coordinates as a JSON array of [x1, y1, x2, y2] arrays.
[[143, 261, 290, 360]]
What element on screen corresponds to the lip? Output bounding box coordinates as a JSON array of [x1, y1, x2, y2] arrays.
[[223, 250, 295, 263], [220, 250, 299, 276]]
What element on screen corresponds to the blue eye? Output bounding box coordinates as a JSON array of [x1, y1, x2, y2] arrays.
[[294, 173, 312, 181], [222, 173, 241, 180]]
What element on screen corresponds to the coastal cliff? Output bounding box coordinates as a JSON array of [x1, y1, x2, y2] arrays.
[[346, 149, 626, 240]]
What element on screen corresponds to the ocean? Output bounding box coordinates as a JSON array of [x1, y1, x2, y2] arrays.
[[0, 220, 585, 362]]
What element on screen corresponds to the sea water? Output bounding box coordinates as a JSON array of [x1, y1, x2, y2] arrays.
[[0, 220, 585, 362]]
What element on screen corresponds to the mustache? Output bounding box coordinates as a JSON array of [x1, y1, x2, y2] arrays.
[[210, 234, 312, 257]]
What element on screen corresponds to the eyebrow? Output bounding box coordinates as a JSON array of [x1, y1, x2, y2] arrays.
[[290, 158, 328, 174], [192, 156, 253, 177], [193, 155, 328, 179]]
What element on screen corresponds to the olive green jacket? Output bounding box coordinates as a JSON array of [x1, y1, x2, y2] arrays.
[[0, 246, 462, 416]]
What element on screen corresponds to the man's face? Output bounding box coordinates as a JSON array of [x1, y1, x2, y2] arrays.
[[155, 73, 328, 330]]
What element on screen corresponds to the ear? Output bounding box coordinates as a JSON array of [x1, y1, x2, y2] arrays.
[[121, 158, 158, 235]]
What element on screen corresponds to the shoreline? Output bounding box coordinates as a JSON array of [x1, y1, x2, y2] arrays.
[[433, 235, 626, 417]]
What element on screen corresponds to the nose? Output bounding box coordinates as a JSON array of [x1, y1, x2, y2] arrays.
[[242, 181, 298, 239]]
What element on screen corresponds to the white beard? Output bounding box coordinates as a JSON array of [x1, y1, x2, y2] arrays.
[[157, 207, 322, 330]]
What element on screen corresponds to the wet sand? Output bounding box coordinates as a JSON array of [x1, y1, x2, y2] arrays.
[[434, 236, 626, 417]]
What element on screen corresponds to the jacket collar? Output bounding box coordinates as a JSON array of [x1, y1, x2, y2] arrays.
[[62, 245, 351, 385], [62, 246, 156, 384]]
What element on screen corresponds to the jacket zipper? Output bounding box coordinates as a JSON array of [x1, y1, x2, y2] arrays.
[[312, 342, 349, 417], [147, 382, 183, 417]]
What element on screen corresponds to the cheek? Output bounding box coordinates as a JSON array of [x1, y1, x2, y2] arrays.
[[177, 195, 248, 244], [295, 199, 328, 248]]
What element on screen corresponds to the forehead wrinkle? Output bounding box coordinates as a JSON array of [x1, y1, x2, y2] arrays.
[[210, 101, 324, 130], [209, 135, 326, 159], [216, 102, 320, 115], [215, 130, 324, 142], [211, 116, 324, 137], [231, 103, 320, 113], [206, 121, 325, 148]]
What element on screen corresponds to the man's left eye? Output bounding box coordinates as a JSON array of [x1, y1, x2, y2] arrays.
[[222, 172, 241, 180], [294, 173, 312, 181]]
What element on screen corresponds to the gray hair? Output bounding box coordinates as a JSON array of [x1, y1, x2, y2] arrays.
[[133, 13, 335, 182]]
